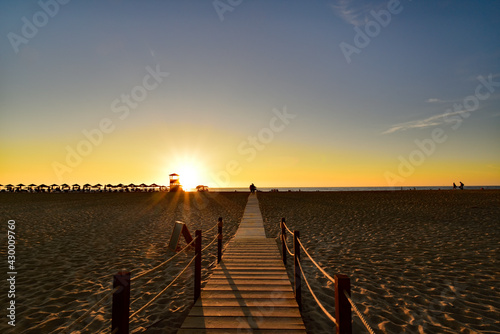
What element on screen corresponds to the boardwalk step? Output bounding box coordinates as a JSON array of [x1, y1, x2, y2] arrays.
[[180, 316, 306, 330], [186, 306, 302, 317]]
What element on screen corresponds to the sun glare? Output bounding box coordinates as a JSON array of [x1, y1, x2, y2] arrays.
[[175, 165, 201, 191]]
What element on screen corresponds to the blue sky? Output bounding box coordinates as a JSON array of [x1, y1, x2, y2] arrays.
[[1, 0, 499, 187]]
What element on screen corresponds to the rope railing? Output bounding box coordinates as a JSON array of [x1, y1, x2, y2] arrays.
[[283, 222, 294, 236], [203, 221, 220, 234], [202, 233, 219, 252], [109, 219, 224, 334], [344, 290, 376, 334], [297, 257, 338, 326], [130, 255, 197, 319], [56, 217, 224, 334], [280, 217, 375, 334], [62, 286, 120, 332], [297, 238, 335, 284], [131, 236, 197, 281], [282, 234, 295, 256]]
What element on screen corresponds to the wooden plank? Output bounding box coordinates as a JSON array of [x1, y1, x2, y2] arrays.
[[187, 306, 302, 317], [178, 329, 306, 334], [201, 290, 295, 299], [181, 316, 306, 330], [194, 298, 299, 308], [202, 285, 293, 292], [210, 274, 289, 280], [205, 279, 292, 285]]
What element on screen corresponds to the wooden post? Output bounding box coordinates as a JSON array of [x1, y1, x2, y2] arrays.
[[112, 271, 131, 334], [194, 230, 202, 302], [217, 217, 223, 264], [281, 218, 286, 266], [293, 230, 301, 311], [335, 274, 352, 334]]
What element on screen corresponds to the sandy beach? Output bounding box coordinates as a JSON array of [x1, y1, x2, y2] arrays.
[[1, 190, 498, 333], [258, 190, 500, 333], [0, 192, 249, 333]]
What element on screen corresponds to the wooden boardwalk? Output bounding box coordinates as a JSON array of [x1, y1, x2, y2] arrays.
[[178, 194, 307, 333]]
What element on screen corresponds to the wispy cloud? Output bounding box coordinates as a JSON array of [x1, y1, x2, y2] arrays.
[[330, 0, 384, 26], [426, 98, 449, 103], [382, 110, 474, 135]]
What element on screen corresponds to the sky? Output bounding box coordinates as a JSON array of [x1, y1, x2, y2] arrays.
[[1, 0, 499, 188]]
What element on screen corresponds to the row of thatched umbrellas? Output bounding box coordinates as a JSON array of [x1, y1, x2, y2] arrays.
[[0, 183, 166, 191]]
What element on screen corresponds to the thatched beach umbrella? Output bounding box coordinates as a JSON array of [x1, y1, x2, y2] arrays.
[[83, 183, 91, 191], [6, 184, 14, 192], [37, 184, 48, 192], [72, 183, 80, 191]]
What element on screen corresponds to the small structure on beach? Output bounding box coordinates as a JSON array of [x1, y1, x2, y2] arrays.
[[196, 185, 209, 192], [169, 173, 182, 192]]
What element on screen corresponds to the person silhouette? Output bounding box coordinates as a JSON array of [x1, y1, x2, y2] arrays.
[[249, 183, 256, 194], [459, 182, 464, 190], [453, 182, 457, 190]]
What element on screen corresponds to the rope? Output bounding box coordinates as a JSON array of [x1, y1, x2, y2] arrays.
[[204, 221, 219, 234], [297, 258, 338, 326], [130, 255, 196, 319], [297, 238, 335, 284], [344, 290, 376, 334], [132, 236, 197, 281], [63, 286, 120, 331], [282, 222, 294, 236], [202, 233, 219, 252], [282, 235, 294, 256]]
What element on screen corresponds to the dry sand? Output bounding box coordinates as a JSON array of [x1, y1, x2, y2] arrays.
[[0, 192, 249, 333], [258, 190, 500, 334]]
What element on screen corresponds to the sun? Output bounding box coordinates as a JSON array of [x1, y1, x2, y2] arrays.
[[175, 164, 202, 191]]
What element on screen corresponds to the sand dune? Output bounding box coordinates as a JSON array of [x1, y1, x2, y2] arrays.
[[258, 190, 500, 334]]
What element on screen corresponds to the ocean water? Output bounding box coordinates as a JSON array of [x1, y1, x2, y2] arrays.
[[210, 185, 500, 192]]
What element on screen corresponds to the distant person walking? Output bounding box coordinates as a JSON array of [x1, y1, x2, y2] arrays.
[[249, 183, 256, 194], [453, 182, 457, 190], [459, 182, 464, 190]]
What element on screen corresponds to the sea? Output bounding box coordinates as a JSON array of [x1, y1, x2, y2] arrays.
[[209, 186, 500, 192]]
